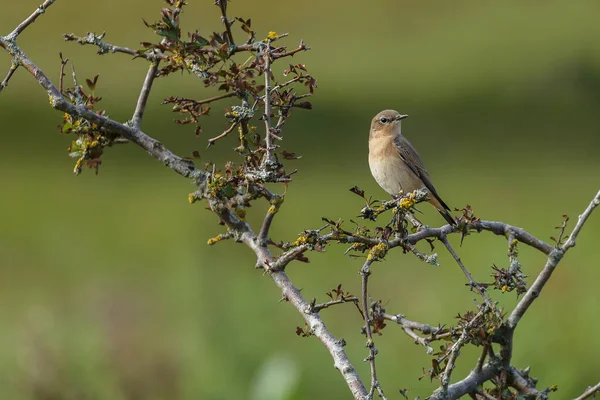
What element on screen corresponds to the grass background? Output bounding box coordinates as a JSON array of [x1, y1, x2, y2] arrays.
[[1, 1, 600, 399]]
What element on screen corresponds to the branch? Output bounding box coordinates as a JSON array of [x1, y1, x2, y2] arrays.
[[262, 45, 274, 166], [383, 313, 451, 354], [7, 0, 55, 39], [312, 296, 359, 313], [0, 41, 201, 180], [131, 61, 159, 129], [563, 189, 600, 250], [440, 236, 497, 312], [360, 259, 387, 400], [216, 0, 235, 45], [574, 382, 600, 400], [62, 32, 149, 58], [0, 62, 17, 93], [440, 308, 485, 390], [207, 122, 238, 147], [215, 207, 369, 399]]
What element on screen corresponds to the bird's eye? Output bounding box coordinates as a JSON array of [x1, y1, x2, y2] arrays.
[[379, 117, 389, 124]]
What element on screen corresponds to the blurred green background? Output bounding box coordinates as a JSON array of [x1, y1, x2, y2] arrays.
[[1, 1, 600, 399]]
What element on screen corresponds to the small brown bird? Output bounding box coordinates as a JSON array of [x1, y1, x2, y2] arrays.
[[368, 109, 455, 225]]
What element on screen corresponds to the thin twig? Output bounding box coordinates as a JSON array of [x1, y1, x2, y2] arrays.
[[440, 236, 497, 312], [360, 259, 388, 400], [8, 0, 55, 39], [383, 313, 451, 354], [0, 63, 18, 93], [563, 189, 600, 250], [58, 53, 68, 94], [262, 45, 274, 165], [441, 308, 485, 390], [312, 297, 359, 313], [207, 122, 238, 147], [574, 382, 600, 400], [216, 0, 234, 45], [476, 345, 488, 372], [272, 40, 309, 59], [131, 60, 160, 129]]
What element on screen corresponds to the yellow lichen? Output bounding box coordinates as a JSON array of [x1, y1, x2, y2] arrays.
[[207, 236, 222, 245], [268, 195, 285, 214], [501, 285, 509, 293], [292, 235, 307, 246], [398, 192, 416, 210], [235, 207, 246, 220], [188, 193, 198, 204], [266, 31, 278, 41], [367, 242, 388, 261]]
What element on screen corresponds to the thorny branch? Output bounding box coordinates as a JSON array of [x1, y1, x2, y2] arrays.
[[1, 1, 599, 400], [574, 382, 600, 400], [360, 259, 388, 400]]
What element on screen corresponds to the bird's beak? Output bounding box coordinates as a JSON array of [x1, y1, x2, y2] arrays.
[[396, 114, 409, 121]]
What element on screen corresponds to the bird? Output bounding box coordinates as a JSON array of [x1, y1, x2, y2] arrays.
[[368, 109, 455, 226]]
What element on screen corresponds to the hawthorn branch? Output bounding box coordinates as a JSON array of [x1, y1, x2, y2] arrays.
[[440, 236, 497, 312], [0, 62, 17, 93], [7, 0, 55, 39], [58, 52, 68, 94], [574, 382, 600, 400], [207, 122, 238, 147], [63, 32, 149, 58], [563, 189, 600, 250], [311, 296, 359, 313], [131, 60, 159, 129], [0, 38, 201, 180], [383, 313, 451, 354], [216, 0, 235, 45], [440, 308, 485, 390], [262, 45, 274, 165], [213, 207, 368, 399], [360, 259, 387, 400]]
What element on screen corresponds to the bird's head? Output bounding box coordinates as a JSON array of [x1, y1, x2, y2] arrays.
[[369, 110, 408, 139]]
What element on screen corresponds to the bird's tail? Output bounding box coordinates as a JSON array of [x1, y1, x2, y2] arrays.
[[438, 208, 456, 226], [429, 197, 456, 226]]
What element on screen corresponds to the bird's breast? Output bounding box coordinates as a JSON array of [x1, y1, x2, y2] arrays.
[[368, 136, 422, 196]]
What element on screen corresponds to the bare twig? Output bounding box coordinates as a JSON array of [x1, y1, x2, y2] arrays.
[[563, 189, 600, 250], [262, 46, 274, 166], [360, 259, 387, 400], [441, 308, 485, 389], [574, 382, 600, 400], [167, 92, 237, 107], [216, 0, 235, 45], [131, 61, 160, 129], [0, 62, 17, 93], [215, 207, 368, 399], [312, 296, 359, 313], [383, 313, 451, 354], [207, 122, 238, 147], [58, 53, 68, 94], [7, 0, 55, 39], [440, 236, 497, 312], [63, 32, 150, 58], [272, 40, 309, 59]]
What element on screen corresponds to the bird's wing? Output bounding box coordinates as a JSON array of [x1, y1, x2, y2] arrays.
[[393, 135, 451, 212]]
